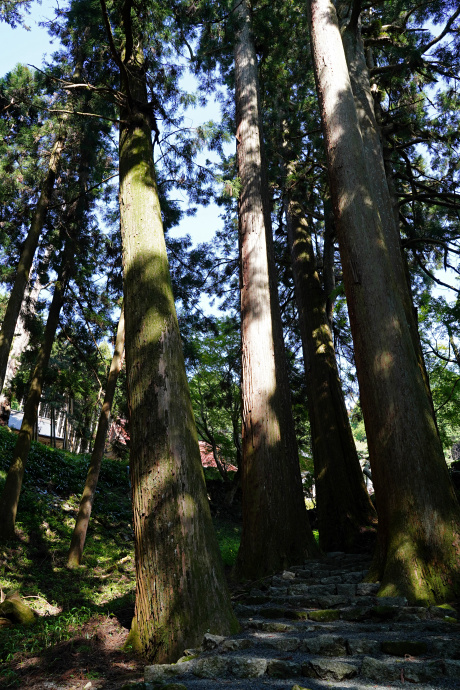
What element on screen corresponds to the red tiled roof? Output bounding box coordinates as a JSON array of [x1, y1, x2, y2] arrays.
[[199, 440, 238, 472], [107, 421, 238, 472]]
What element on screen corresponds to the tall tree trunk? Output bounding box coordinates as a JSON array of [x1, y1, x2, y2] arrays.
[[322, 194, 336, 327], [234, 0, 318, 580], [1, 248, 50, 404], [0, 126, 66, 395], [340, 18, 436, 419], [447, 327, 460, 370], [309, 0, 460, 603], [67, 306, 125, 567], [286, 194, 376, 552], [116, 35, 237, 660], [0, 245, 71, 540]]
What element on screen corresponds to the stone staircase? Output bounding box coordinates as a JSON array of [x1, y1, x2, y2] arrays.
[[141, 552, 460, 690]]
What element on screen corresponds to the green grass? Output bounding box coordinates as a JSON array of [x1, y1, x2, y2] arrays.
[[0, 427, 135, 680], [0, 427, 321, 684], [0, 426, 243, 680], [0, 606, 94, 663]]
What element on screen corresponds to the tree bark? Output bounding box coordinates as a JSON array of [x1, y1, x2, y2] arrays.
[[322, 194, 336, 327], [117, 35, 237, 661], [340, 19, 436, 418], [0, 126, 66, 395], [234, 0, 318, 580], [67, 306, 125, 568], [309, 0, 460, 603], [1, 261, 42, 403], [286, 195, 376, 552], [0, 245, 71, 540]]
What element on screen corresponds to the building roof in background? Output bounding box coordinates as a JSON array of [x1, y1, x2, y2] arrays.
[[199, 440, 238, 472]]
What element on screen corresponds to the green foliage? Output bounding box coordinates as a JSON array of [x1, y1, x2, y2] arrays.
[[0, 0, 32, 28], [418, 295, 460, 454], [0, 426, 129, 500], [213, 518, 241, 567], [187, 316, 241, 472], [0, 427, 136, 682], [0, 426, 240, 678], [0, 606, 94, 664], [352, 419, 367, 443]]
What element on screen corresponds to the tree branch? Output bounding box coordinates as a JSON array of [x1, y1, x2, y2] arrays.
[[420, 6, 460, 54], [434, 377, 460, 413], [412, 252, 459, 293], [349, 0, 362, 34], [47, 108, 122, 125], [49, 173, 119, 210], [61, 328, 103, 390]]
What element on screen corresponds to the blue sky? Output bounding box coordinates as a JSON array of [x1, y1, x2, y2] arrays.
[[1, 1, 58, 74], [1, 0, 231, 250]]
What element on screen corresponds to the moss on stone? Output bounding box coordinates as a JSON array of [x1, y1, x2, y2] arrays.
[[0, 592, 36, 626], [308, 609, 340, 622], [124, 616, 143, 654]]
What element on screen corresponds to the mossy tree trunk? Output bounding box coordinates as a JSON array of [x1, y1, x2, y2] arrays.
[[113, 8, 237, 660], [0, 244, 72, 541], [0, 126, 66, 395], [234, 0, 318, 580], [286, 194, 376, 552], [309, 0, 460, 603], [67, 306, 125, 568]]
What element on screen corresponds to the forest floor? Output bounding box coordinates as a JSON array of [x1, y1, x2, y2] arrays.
[[0, 428, 242, 689]]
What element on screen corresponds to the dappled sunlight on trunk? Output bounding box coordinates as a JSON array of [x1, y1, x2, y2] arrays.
[[309, 0, 460, 602], [118, 41, 237, 661], [234, 0, 317, 579]]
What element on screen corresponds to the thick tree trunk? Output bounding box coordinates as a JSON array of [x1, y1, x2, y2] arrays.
[[340, 21, 435, 418], [234, 0, 318, 580], [309, 0, 460, 603], [0, 127, 66, 395], [118, 43, 237, 661], [286, 196, 375, 552], [67, 306, 125, 567], [0, 247, 71, 540]]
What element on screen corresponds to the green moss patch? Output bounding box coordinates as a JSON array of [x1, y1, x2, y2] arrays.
[[0, 593, 36, 626], [308, 609, 340, 622]]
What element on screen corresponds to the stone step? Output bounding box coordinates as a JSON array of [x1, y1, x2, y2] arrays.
[[142, 555, 460, 690], [145, 652, 460, 684], [237, 598, 460, 622], [245, 583, 391, 602], [271, 569, 369, 586], [201, 630, 460, 659]]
